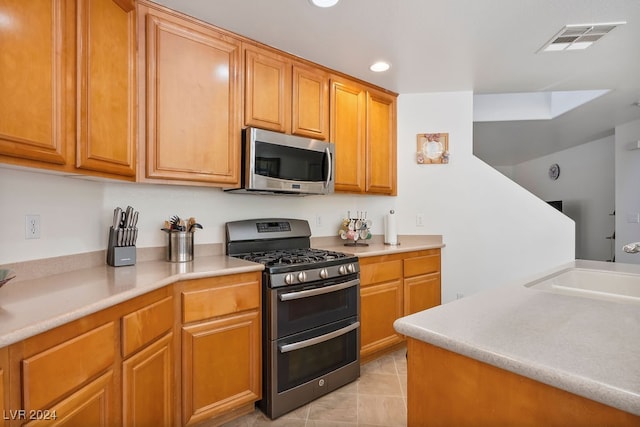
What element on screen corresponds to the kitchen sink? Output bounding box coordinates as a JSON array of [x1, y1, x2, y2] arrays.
[[526, 268, 640, 304]]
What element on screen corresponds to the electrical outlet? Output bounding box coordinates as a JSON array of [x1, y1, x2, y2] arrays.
[[316, 215, 323, 227], [416, 214, 425, 227], [456, 293, 464, 300], [25, 215, 41, 239]]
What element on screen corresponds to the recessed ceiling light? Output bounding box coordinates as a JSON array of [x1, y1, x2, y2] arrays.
[[538, 21, 626, 52], [309, 0, 339, 7], [370, 61, 391, 72]]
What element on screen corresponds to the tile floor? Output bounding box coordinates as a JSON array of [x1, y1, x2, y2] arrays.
[[222, 346, 408, 427]]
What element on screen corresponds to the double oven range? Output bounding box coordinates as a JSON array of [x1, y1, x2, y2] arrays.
[[226, 218, 360, 419]]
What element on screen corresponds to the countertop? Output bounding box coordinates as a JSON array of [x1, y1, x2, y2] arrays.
[[312, 234, 444, 256], [0, 255, 263, 347], [0, 234, 443, 348], [394, 259, 640, 416]]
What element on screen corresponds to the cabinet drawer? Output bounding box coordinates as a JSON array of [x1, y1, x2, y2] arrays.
[[360, 260, 402, 286], [22, 322, 116, 410], [182, 280, 260, 324], [404, 254, 440, 277], [122, 296, 174, 357]]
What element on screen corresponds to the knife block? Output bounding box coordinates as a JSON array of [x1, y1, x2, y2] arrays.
[[107, 227, 136, 267]]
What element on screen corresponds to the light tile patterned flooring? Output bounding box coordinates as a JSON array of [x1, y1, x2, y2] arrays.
[[222, 346, 408, 427]]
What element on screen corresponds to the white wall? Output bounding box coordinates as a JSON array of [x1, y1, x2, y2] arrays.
[[0, 91, 575, 303], [615, 118, 640, 264], [508, 136, 615, 261], [397, 92, 575, 302]]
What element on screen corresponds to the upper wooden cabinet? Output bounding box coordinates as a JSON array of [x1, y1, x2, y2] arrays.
[[138, 1, 242, 186], [0, 0, 74, 166], [330, 77, 397, 195], [244, 44, 329, 140], [76, 0, 137, 177], [0, 0, 136, 180]]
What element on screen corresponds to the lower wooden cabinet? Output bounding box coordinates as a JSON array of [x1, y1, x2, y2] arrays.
[[122, 333, 173, 427], [178, 272, 262, 426], [359, 249, 442, 360], [0, 347, 7, 427], [3, 272, 262, 427], [181, 311, 261, 425], [360, 279, 404, 358], [25, 371, 115, 427]]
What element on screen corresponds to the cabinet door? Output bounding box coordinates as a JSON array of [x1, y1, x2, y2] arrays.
[[182, 310, 260, 426], [0, 347, 6, 427], [143, 7, 241, 185], [0, 0, 74, 165], [366, 89, 397, 195], [292, 64, 329, 140], [360, 280, 404, 359], [76, 0, 136, 177], [122, 333, 173, 427], [404, 273, 441, 316], [244, 46, 291, 133], [25, 371, 115, 427], [330, 78, 366, 193]]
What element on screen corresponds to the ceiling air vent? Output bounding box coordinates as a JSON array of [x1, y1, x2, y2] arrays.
[[538, 22, 626, 52]]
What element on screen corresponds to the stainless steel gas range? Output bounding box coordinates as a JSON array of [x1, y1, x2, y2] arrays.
[[226, 218, 360, 419]]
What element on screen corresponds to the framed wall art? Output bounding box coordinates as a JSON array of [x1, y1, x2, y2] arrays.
[[416, 133, 449, 164]]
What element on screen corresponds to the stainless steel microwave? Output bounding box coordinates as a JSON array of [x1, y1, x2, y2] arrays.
[[225, 127, 335, 196]]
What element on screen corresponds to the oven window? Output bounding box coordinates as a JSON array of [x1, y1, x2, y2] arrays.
[[277, 320, 358, 393], [274, 278, 358, 338], [255, 141, 327, 182]]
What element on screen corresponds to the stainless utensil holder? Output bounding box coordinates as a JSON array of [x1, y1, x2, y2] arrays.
[[166, 231, 194, 262], [107, 227, 136, 267]]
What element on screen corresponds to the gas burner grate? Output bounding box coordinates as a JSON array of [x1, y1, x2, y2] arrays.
[[240, 248, 350, 267]]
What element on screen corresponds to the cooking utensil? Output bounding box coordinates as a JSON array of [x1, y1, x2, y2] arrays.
[[112, 207, 122, 229]]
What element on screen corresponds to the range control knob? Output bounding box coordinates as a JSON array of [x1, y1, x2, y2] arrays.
[[338, 265, 347, 275], [319, 268, 329, 279], [347, 263, 355, 274], [297, 271, 307, 283], [284, 274, 295, 285]]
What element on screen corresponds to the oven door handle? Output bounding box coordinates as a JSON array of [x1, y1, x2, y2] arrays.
[[279, 321, 360, 353], [279, 279, 359, 301]]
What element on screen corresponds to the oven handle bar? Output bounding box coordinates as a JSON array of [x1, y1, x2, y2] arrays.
[[279, 321, 360, 353], [279, 279, 359, 301]]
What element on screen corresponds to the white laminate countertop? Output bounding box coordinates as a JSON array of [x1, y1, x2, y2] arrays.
[[0, 255, 263, 347], [0, 234, 443, 348], [312, 234, 444, 256], [394, 259, 640, 416]]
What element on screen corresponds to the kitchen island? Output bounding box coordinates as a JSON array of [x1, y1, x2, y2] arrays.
[[394, 259, 640, 426]]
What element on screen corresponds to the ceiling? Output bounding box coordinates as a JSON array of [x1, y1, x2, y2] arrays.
[[152, 0, 640, 166]]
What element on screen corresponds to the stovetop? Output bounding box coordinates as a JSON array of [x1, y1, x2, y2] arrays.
[[226, 218, 359, 286], [238, 248, 352, 268]]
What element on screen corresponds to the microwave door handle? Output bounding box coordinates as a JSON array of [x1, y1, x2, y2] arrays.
[[324, 147, 332, 188], [279, 279, 359, 301], [279, 321, 360, 353]]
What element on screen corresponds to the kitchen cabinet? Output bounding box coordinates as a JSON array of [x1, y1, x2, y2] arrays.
[[0, 347, 6, 427], [178, 272, 261, 426], [358, 249, 441, 360], [20, 322, 118, 426], [0, 0, 136, 180], [76, 0, 137, 177], [407, 339, 640, 426], [137, 0, 241, 186], [403, 250, 441, 315], [330, 77, 397, 195], [359, 257, 405, 360], [121, 296, 174, 427], [244, 44, 329, 140], [0, 0, 74, 167], [4, 287, 172, 427]]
